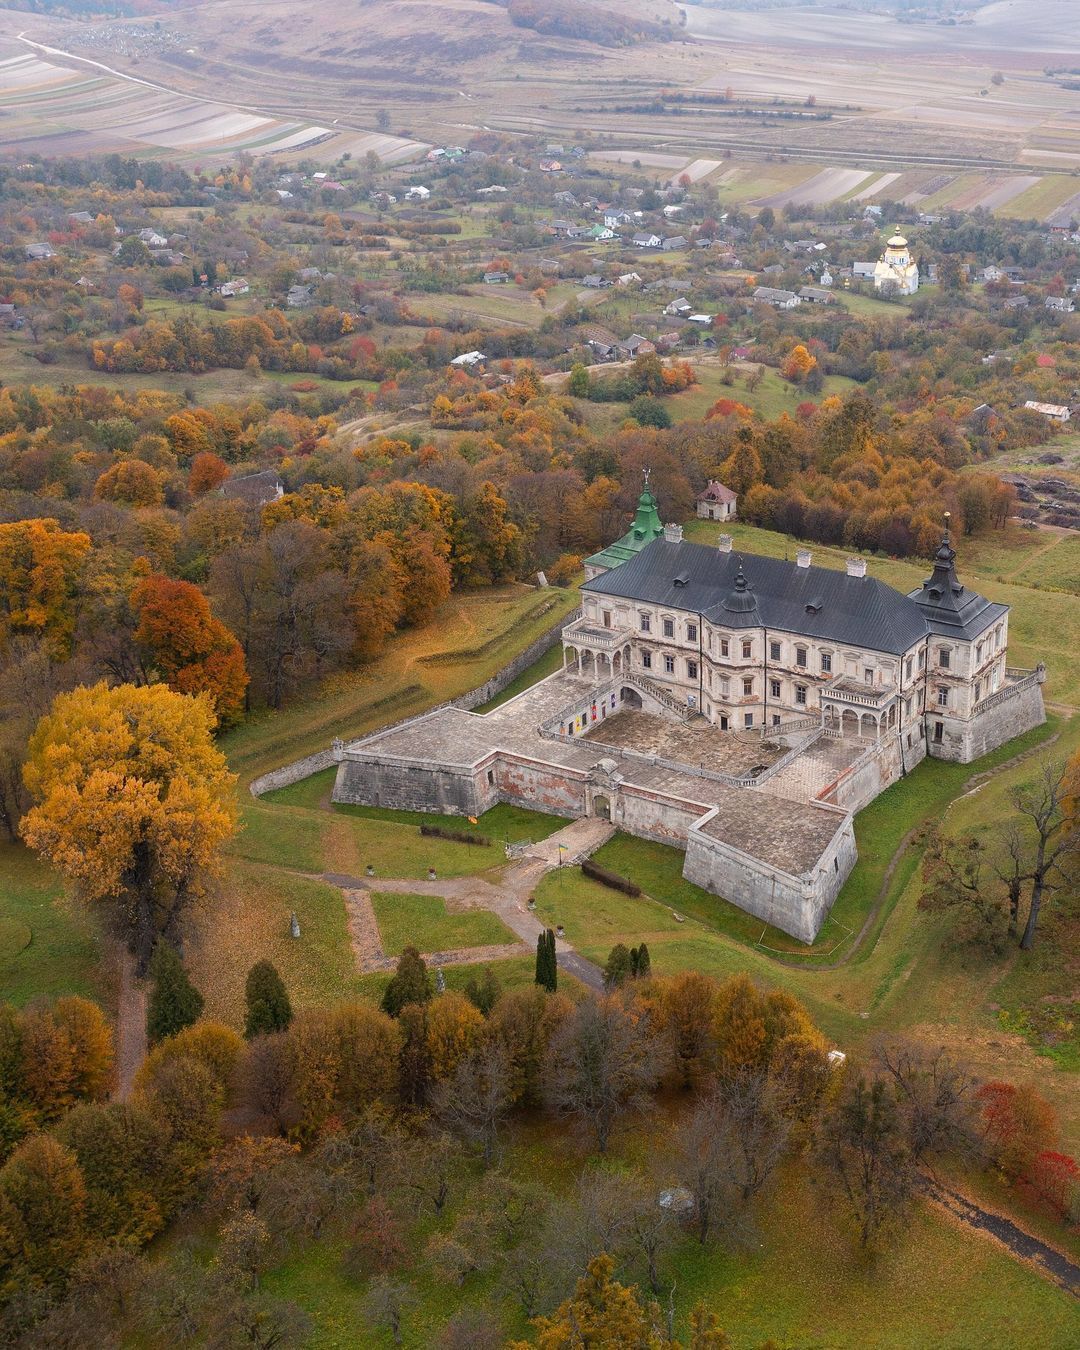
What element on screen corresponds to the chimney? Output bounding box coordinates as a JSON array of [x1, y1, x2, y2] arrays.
[[663, 523, 683, 544], [846, 556, 867, 578], [796, 548, 812, 569], [717, 533, 733, 553]]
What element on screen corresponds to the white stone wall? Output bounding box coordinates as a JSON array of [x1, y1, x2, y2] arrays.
[[683, 806, 857, 943], [926, 673, 1045, 763]]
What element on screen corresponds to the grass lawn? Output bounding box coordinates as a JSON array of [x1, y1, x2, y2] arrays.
[[0, 842, 103, 1007], [221, 584, 579, 786], [664, 363, 860, 423], [370, 892, 517, 957], [187, 861, 358, 1027]]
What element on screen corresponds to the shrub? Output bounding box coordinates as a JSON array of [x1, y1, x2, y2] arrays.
[[419, 824, 491, 847], [582, 859, 641, 896]]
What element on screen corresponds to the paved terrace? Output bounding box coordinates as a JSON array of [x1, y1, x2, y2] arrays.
[[584, 709, 786, 777], [345, 671, 849, 877]]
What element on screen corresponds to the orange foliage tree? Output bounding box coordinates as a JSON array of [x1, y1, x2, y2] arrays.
[[132, 575, 249, 725], [0, 518, 91, 657]]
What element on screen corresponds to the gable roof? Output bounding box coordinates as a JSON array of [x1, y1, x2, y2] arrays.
[[583, 538, 938, 654]]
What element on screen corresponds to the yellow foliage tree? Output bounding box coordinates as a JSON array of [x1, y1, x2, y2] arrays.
[[426, 992, 484, 1081], [780, 343, 817, 383], [513, 1253, 675, 1350], [0, 518, 91, 657], [20, 682, 238, 973]]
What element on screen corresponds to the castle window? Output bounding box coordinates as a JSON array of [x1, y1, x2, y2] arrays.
[[864, 668, 874, 684], [974, 680, 981, 702], [664, 655, 675, 674], [796, 646, 807, 668], [773, 714, 781, 727], [976, 642, 983, 664], [642, 652, 652, 669], [934, 721, 944, 743], [663, 618, 674, 638], [770, 679, 781, 699], [741, 640, 752, 659], [905, 656, 913, 681], [770, 640, 781, 661], [918, 650, 926, 669], [796, 685, 808, 705], [939, 648, 950, 670], [720, 639, 730, 657], [640, 613, 651, 633], [487, 769, 495, 785], [687, 660, 698, 679], [602, 610, 611, 629], [720, 678, 730, 697], [821, 652, 832, 673], [937, 686, 949, 708], [742, 677, 753, 696], [744, 712, 754, 729], [687, 623, 698, 642]]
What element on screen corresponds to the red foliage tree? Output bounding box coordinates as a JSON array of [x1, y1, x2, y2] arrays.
[[189, 452, 230, 495]]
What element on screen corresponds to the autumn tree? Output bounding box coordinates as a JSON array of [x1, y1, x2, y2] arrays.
[[426, 992, 484, 1081], [0, 519, 91, 658], [544, 995, 664, 1153], [189, 451, 230, 495], [1011, 758, 1080, 950], [0, 1134, 88, 1288], [94, 458, 165, 507], [132, 574, 249, 726], [780, 343, 817, 383], [432, 1041, 511, 1167], [20, 682, 238, 973], [513, 1253, 675, 1350]]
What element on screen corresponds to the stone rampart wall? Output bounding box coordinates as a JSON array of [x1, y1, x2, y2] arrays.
[[684, 807, 856, 944], [820, 730, 926, 814], [928, 676, 1046, 764]]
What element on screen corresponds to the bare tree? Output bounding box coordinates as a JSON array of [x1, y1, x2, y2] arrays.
[[432, 1042, 511, 1167], [714, 1069, 789, 1206], [313, 1105, 406, 1199], [544, 996, 664, 1153], [436, 1305, 503, 1350], [362, 1277, 416, 1347], [873, 1041, 979, 1164], [400, 1131, 460, 1216], [1011, 758, 1080, 950], [671, 1094, 735, 1246]]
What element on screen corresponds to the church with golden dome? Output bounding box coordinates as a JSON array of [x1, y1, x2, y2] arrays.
[[873, 229, 919, 296]]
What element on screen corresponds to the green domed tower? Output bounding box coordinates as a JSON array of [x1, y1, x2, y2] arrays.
[[583, 480, 666, 579]]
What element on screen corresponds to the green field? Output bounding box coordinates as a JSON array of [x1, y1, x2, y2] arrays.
[[370, 892, 517, 957]]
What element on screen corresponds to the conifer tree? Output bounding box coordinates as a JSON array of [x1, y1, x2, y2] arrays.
[[604, 943, 632, 988], [535, 929, 557, 992], [146, 942, 204, 1045], [243, 960, 293, 1039], [381, 945, 433, 1017], [632, 943, 651, 978]]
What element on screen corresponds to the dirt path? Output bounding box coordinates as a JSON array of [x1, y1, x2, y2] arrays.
[[325, 818, 612, 987], [115, 948, 147, 1101], [921, 1176, 1080, 1298]]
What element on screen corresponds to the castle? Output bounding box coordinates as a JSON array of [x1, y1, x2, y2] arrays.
[[333, 491, 1044, 943], [873, 230, 919, 295]]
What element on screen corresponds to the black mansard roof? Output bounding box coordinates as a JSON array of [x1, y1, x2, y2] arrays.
[[582, 538, 1004, 655]]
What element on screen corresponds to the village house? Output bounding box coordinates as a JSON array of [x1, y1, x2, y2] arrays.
[[405, 185, 430, 201], [1024, 401, 1071, 423], [450, 350, 487, 368], [483, 271, 510, 284], [220, 470, 285, 506], [799, 286, 835, 305], [24, 243, 56, 260], [618, 335, 655, 358], [696, 481, 737, 522], [1045, 296, 1075, 313], [664, 297, 692, 317], [632, 232, 662, 249], [219, 278, 250, 298], [753, 286, 800, 309]]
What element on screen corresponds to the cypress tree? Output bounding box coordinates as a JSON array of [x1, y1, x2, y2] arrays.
[[536, 929, 557, 992], [244, 960, 293, 1039], [146, 941, 203, 1045], [633, 942, 651, 979], [381, 945, 434, 1017]]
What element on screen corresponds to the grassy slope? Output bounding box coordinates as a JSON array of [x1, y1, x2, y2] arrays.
[[220, 583, 580, 785]]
